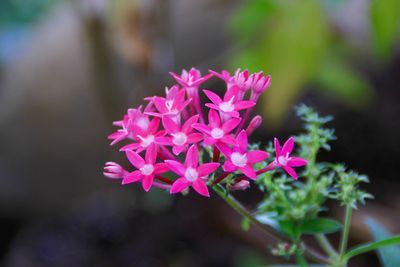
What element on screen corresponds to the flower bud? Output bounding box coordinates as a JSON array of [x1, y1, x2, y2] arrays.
[[251, 72, 271, 95], [230, 180, 250, 191], [103, 162, 127, 179], [246, 115, 262, 136]]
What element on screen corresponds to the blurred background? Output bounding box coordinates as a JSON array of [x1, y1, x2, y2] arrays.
[[0, 0, 399, 266]]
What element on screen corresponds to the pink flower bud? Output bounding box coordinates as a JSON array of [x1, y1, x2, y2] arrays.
[[246, 115, 262, 136], [251, 72, 271, 94], [230, 180, 250, 191], [232, 69, 253, 92], [103, 162, 127, 179]]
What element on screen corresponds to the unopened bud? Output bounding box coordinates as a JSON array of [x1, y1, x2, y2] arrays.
[[103, 162, 127, 179], [246, 115, 262, 136], [230, 180, 250, 191]]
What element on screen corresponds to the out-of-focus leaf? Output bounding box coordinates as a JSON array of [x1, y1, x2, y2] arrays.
[[370, 0, 400, 61], [365, 218, 400, 267], [279, 220, 299, 238], [344, 218, 400, 262], [230, 0, 331, 125], [229, 0, 276, 41], [315, 57, 373, 107], [241, 217, 250, 232], [300, 218, 342, 234]]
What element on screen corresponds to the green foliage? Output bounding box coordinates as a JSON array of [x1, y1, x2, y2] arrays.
[[370, 0, 400, 61], [299, 218, 342, 235], [229, 0, 399, 122], [366, 218, 400, 267]]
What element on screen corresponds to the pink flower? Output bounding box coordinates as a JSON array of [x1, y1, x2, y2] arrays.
[[108, 106, 150, 145], [231, 68, 253, 93], [217, 130, 269, 180], [165, 145, 220, 197], [120, 117, 166, 153], [251, 71, 271, 95], [145, 87, 191, 122], [103, 162, 128, 179], [203, 86, 255, 118], [208, 69, 232, 83], [170, 68, 212, 88], [158, 115, 203, 155], [273, 137, 307, 179], [122, 144, 168, 191], [192, 109, 239, 146]]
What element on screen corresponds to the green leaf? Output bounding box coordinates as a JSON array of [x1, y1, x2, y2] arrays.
[[370, 0, 400, 60], [344, 235, 400, 260], [366, 218, 400, 267], [241, 217, 250, 232], [279, 220, 299, 238], [300, 218, 342, 234]]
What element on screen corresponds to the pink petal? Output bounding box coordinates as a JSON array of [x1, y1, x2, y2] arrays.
[[205, 103, 219, 110], [274, 138, 281, 157], [240, 165, 257, 180], [191, 179, 210, 197], [122, 171, 142, 184], [237, 130, 248, 153], [170, 177, 190, 194], [223, 160, 237, 172], [288, 157, 307, 167], [145, 143, 157, 164], [222, 117, 241, 133], [185, 145, 199, 167], [281, 137, 294, 155], [172, 145, 186, 155], [155, 136, 172, 146], [142, 175, 154, 192], [162, 116, 180, 133], [204, 137, 216, 146], [283, 165, 298, 179], [192, 123, 211, 135], [148, 117, 160, 133], [208, 109, 221, 128], [197, 163, 220, 176], [223, 85, 239, 102], [247, 150, 269, 164], [165, 160, 185, 176], [187, 133, 203, 143], [182, 115, 199, 133], [235, 100, 256, 110], [216, 143, 232, 157], [153, 97, 167, 113], [126, 150, 145, 168], [203, 89, 222, 105], [221, 135, 236, 145], [227, 111, 240, 118], [154, 163, 169, 174]]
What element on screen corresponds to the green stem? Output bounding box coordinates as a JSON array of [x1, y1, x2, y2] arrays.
[[339, 204, 353, 259], [212, 185, 330, 264], [315, 234, 338, 259]]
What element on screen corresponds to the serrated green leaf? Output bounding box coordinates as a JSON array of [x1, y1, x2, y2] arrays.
[[366, 218, 400, 267], [300, 218, 342, 234]]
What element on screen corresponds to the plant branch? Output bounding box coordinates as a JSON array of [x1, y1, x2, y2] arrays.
[[212, 184, 330, 264], [339, 204, 353, 258]]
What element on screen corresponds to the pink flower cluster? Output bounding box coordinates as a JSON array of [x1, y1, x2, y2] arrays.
[[104, 68, 307, 197]]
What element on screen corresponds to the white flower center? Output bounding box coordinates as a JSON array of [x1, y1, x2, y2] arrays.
[[139, 134, 154, 147], [219, 102, 235, 112], [278, 154, 291, 166], [172, 132, 187, 146], [231, 152, 248, 167], [136, 117, 149, 130], [140, 164, 154, 176], [211, 128, 224, 139], [184, 167, 198, 182]]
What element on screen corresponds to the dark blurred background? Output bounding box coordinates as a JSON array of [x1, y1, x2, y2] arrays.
[[0, 0, 399, 266]]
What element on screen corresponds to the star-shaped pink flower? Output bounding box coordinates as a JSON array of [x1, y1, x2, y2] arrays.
[[122, 144, 169, 191], [165, 145, 220, 197], [203, 86, 255, 118], [192, 109, 239, 146], [120, 117, 166, 153], [170, 68, 213, 88], [273, 137, 307, 179], [158, 115, 203, 155], [217, 130, 269, 180]]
